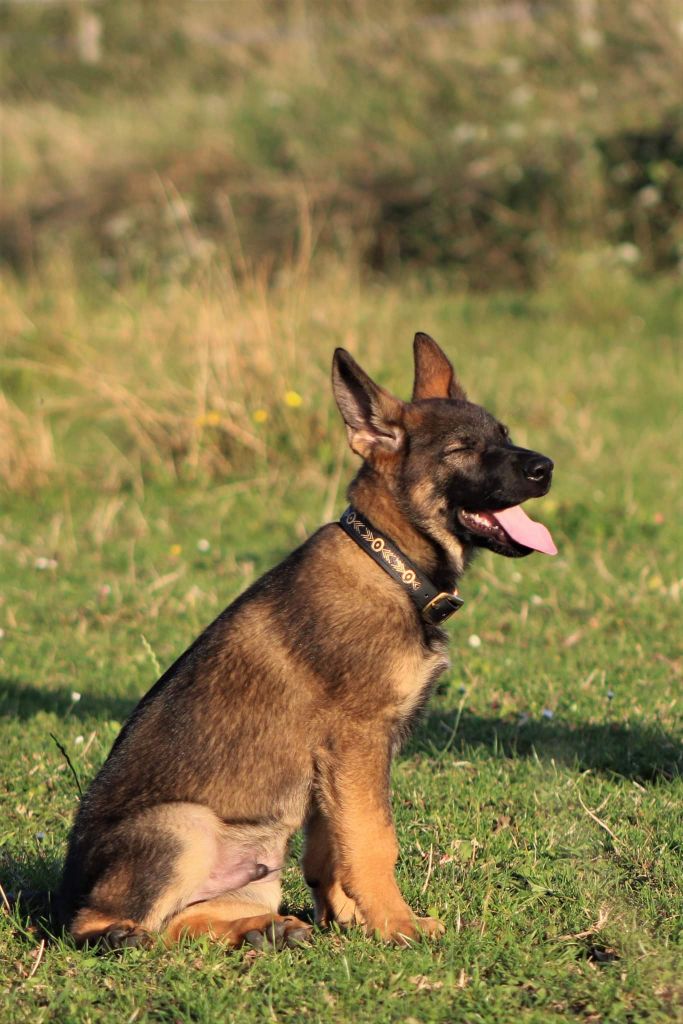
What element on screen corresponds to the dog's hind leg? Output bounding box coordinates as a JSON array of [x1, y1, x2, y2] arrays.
[[63, 802, 299, 948], [68, 910, 150, 949], [65, 802, 223, 947]]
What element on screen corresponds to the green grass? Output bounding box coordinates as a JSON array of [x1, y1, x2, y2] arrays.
[[1, 266, 681, 1021]]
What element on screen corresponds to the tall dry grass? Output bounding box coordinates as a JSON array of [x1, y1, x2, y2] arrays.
[[1, 249, 357, 493], [2, 248, 679, 498]]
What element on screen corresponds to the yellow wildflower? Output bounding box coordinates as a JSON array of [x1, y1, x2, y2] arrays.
[[169, 544, 182, 557], [195, 410, 222, 428], [284, 390, 303, 408], [253, 408, 269, 424]]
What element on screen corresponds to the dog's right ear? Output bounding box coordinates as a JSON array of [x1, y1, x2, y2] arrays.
[[332, 349, 405, 460]]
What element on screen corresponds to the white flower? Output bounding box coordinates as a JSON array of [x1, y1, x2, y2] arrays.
[[452, 123, 475, 143], [197, 538, 211, 552], [579, 81, 598, 100], [266, 89, 290, 109], [510, 84, 533, 107], [70, 691, 81, 703], [503, 122, 526, 141], [500, 56, 521, 76], [638, 185, 661, 209], [580, 28, 603, 50], [542, 708, 554, 719], [615, 243, 640, 265], [504, 164, 523, 183], [468, 634, 482, 648], [35, 557, 57, 570]]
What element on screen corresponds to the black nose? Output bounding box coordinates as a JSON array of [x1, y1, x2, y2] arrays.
[[524, 455, 554, 484]]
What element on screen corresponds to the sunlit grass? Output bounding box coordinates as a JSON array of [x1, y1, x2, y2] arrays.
[[1, 262, 681, 1022]]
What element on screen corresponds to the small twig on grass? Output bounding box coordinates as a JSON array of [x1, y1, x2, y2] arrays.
[[27, 939, 45, 979], [555, 904, 610, 942], [82, 730, 97, 758], [437, 696, 466, 756], [141, 634, 161, 677], [0, 883, 42, 945], [421, 843, 434, 895], [50, 733, 83, 798], [577, 792, 620, 847], [0, 881, 11, 913]]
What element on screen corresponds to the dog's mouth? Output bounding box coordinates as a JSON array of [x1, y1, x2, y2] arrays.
[[457, 504, 557, 558]]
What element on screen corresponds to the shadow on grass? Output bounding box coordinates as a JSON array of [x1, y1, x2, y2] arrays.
[[0, 677, 136, 724], [2, 677, 681, 783], [410, 708, 683, 782]]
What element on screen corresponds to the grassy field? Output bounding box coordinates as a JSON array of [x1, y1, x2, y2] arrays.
[[2, 2, 681, 1019], [1, 262, 681, 1022]]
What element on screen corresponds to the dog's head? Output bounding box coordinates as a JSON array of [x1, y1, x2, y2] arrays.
[[332, 333, 556, 562]]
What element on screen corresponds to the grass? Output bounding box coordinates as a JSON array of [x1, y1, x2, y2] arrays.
[[1, 262, 681, 1022]]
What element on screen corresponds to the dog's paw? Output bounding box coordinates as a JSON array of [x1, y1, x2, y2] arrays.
[[242, 916, 313, 952], [376, 915, 445, 947], [413, 915, 445, 939], [99, 925, 152, 951]]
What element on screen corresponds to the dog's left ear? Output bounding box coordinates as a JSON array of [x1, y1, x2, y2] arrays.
[[412, 332, 467, 401]]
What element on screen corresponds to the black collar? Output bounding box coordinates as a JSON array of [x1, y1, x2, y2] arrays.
[[338, 506, 464, 626]]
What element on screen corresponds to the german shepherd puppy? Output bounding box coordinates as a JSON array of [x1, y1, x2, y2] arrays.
[[58, 333, 555, 950]]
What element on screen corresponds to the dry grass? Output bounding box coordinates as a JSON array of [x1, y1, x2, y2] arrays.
[[0, 252, 354, 491], [1, 251, 680, 499]]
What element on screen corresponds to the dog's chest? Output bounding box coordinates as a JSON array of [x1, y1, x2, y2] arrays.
[[389, 636, 450, 722]]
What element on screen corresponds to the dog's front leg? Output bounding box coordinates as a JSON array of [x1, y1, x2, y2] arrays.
[[302, 802, 362, 928], [314, 731, 443, 944]]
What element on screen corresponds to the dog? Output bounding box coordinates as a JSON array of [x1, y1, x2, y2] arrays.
[[57, 333, 555, 950]]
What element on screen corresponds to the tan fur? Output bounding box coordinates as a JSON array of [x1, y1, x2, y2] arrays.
[[69, 911, 139, 945], [163, 898, 304, 945], [389, 645, 450, 722]]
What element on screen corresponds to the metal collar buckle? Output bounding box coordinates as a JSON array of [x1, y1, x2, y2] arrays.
[[422, 591, 465, 625]]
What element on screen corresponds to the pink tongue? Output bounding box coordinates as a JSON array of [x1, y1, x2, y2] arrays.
[[491, 505, 557, 555]]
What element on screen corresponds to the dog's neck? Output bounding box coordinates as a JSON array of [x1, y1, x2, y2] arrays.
[[347, 472, 466, 594]]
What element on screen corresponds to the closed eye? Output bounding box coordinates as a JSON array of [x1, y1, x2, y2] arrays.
[[444, 440, 476, 456]]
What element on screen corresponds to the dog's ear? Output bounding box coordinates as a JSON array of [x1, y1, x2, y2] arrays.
[[412, 332, 467, 401], [332, 349, 405, 459]]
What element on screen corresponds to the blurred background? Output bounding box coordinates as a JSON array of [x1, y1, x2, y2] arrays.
[[1, 0, 681, 492]]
